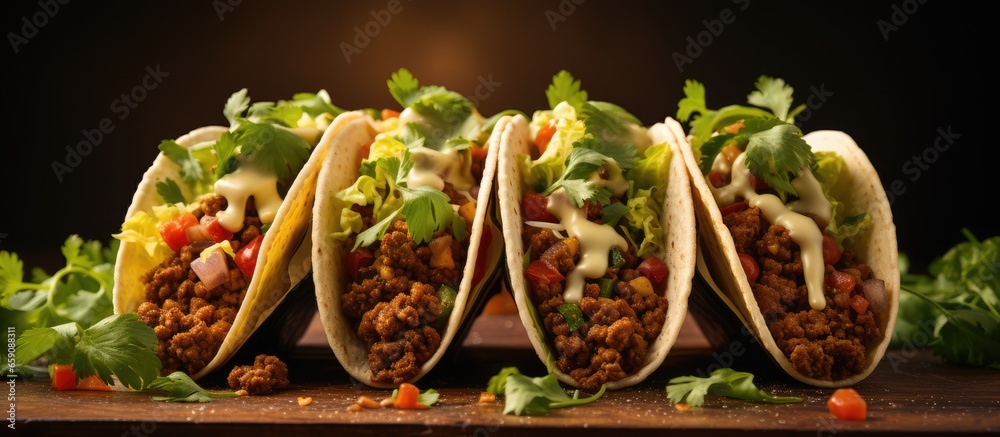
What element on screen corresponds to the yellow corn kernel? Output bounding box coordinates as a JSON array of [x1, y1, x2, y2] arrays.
[[629, 276, 654, 296], [458, 201, 477, 225], [562, 237, 580, 257]]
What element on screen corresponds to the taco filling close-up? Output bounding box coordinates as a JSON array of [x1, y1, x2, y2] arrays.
[[675, 77, 895, 382], [499, 71, 695, 390], [113, 90, 343, 377], [314, 69, 507, 385]]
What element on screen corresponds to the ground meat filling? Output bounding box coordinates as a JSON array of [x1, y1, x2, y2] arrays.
[[522, 199, 669, 390], [341, 182, 471, 384], [137, 194, 261, 375], [227, 354, 289, 395], [723, 206, 882, 381]]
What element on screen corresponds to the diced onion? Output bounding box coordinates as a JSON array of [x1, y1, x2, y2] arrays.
[[190, 249, 229, 290], [186, 224, 213, 243], [862, 279, 887, 314]]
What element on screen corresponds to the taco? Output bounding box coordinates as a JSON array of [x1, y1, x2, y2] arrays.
[[113, 89, 352, 379], [311, 69, 507, 387], [497, 71, 696, 390], [672, 76, 899, 386]]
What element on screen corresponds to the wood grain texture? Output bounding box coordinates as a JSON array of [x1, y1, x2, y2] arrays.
[[14, 313, 999, 436]]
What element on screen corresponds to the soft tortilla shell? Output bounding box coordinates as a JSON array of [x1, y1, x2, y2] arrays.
[[311, 112, 503, 387], [671, 119, 899, 387], [497, 115, 696, 389], [113, 113, 355, 379]]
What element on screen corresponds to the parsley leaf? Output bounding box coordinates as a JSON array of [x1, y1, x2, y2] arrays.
[[156, 178, 186, 204], [158, 139, 205, 184], [675, 79, 776, 149], [213, 131, 239, 179], [676, 80, 708, 123], [742, 122, 814, 196], [487, 367, 522, 396], [289, 90, 345, 118], [248, 101, 304, 127], [223, 88, 251, 128], [746, 76, 805, 122], [546, 70, 588, 110], [387, 68, 472, 128], [580, 101, 642, 144], [233, 120, 312, 184], [503, 372, 606, 416], [401, 186, 454, 245], [542, 147, 615, 207], [666, 368, 803, 407], [145, 371, 239, 402], [574, 137, 638, 171]]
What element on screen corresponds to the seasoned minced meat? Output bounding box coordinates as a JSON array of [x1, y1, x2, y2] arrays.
[[723, 206, 882, 381], [341, 185, 469, 384], [524, 230, 670, 390], [137, 194, 260, 375], [227, 354, 289, 395]]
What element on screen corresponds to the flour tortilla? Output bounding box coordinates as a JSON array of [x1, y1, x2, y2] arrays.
[[670, 118, 899, 387], [311, 111, 504, 387], [497, 114, 696, 389], [113, 111, 363, 379]]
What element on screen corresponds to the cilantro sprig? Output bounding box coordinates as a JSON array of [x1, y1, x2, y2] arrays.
[[542, 144, 624, 207], [388, 68, 473, 130], [1, 236, 118, 354], [486, 367, 606, 416], [545, 70, 643, 146], [895, 230, 1000, 368], [676, 77, 817, 199], [666, 368, 803, 407], [145, 371, 239, 402]]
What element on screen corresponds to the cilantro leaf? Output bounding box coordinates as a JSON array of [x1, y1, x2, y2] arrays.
[[213, 131, 239, 179], [223, 88, 251, 128], [248, 101, 305, 127], [73, 313, 161, 389], [546, 70, 588, 110], [353, 210, 399, 251], [600, 202, 628, 226], [156, 178, 186, 204], [503, 372, 606, 416], [574, 137, 638, 170], [401, 186, 454, 245], [666, 368, 803, 407], [290, 90, 345, 118], [158, 140, 205, 184], [145, 371, 239, 402], [387, 68, 472, 127], [15, 323, 78, 367], [742, 123, 814, 196], [557, 303, 584, 332], [746, 76, 806, 122], [233, 121, 312, 184], [387, 68, 420, 107], [675, 79, 783, 150], [543, 147, 615, 207], [676, 80, 708, 123], [393, 122, 426, 150], [580, 101, 641, 143], [487, 367, 522, 396]]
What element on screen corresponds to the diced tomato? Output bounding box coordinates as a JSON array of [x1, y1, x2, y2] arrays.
[[381, 109, 400, 120], [850, 294, 870, 314], [471, 227, 493, 286], [204, 217, 234, 243], [827, 388, 867, 421], [738, 253, 760, 283], [470, 142, 489, 162], [159, 213, 199, 252], [708, 171, 725, 188], [235, 235, 264, 278], [822, 234, 842, 265], [720, 201, 748, 217], [346, 247, 374, 279], [747, 174, 771, 191], [827, 270, 857, 294], [76, 375, 111, 391], [535, 122, 557, 155], [637, 256, 669, 286], [522, 192, 557, 223], [51, 364, 77, 391], [525, 260, 564, 284], [394, 383, 420, 409]]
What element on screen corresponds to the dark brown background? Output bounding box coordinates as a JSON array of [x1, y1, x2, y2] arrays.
[[2, 0, 992, 272]]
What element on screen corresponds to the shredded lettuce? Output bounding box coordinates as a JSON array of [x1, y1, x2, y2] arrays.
[[813, 151, 872, 244], [113, 202, 197, 259], [521, 102, 587, 190], [624, 187, 664, 258]]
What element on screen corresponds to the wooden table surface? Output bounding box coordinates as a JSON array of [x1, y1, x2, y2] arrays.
[[13, 294, 1000, 436]]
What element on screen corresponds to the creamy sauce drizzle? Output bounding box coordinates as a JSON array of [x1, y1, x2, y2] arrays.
[[546, 189, 628, 303], [709, 153, 829, 310], [588, 158, 630, 198], [214, 167, 283, 233], [406, 147, 475, 192]]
